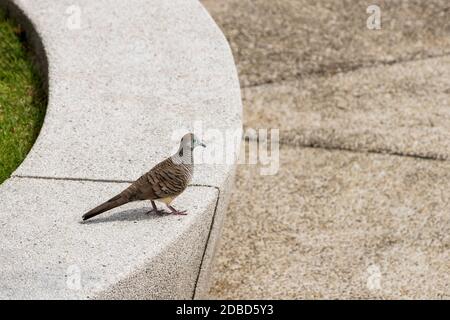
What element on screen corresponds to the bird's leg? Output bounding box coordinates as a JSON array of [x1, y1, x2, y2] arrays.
[[146, 200, 165, 215], [167, 205, 187, 215]]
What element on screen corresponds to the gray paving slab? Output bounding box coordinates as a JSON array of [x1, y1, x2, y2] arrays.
[[243, 55, 450, 159], [209, 144, 450, 299], [200, 0, 450, 299], [0, 177, 218, 299], [202, 0, 450, 87]]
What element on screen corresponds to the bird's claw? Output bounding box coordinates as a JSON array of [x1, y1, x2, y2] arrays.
[[171, 210, 188, 215]]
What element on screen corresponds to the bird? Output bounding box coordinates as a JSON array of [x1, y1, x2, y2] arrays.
[[82, 133, 206, 221]]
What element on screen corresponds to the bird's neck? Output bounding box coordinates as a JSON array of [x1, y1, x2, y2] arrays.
[[172, 145, 194, 165]]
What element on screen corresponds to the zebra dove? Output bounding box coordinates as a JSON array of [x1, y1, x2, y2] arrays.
[[82, 133, 206, 221]]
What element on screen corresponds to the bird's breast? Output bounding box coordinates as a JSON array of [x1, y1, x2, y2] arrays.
[[156, 196, 176, 205]]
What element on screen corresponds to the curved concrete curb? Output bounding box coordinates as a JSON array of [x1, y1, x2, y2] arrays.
[[0, 0, 241, 299]]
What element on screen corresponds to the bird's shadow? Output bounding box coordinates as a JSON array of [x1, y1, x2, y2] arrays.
[[79, 207, 169, 225]]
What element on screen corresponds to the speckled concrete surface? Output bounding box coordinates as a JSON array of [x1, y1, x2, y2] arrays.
[[9, 0, 241, 189], [0, 0, 242, 299], [202, 0, 450, 162], [242, 56, 450, 159], [202, 0, 450, 87], [0, 178, 218, 299], [203, 0, 450, 299], [209, 144, 450, 299]]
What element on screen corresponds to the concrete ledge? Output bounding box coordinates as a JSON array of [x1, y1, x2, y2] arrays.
[[0, 0, 241, 299]]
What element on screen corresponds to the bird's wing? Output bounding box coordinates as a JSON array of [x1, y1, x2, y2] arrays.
[[129, 158, 189, 200]]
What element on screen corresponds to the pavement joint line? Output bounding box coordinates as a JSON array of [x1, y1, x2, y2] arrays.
[[12, 174, 135, 184], [12, 174, 223, 189], [283, 142, 448, 162], [241, 51, 450, 89], [243, 136, 448, 162]]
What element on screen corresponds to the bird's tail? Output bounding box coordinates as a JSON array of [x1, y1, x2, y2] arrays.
[[82, 194, 129, 221]]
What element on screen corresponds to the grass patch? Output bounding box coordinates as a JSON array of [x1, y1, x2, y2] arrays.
[[0, 8, 46, 184]]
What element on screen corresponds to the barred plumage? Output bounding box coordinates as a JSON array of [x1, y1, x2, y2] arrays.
[[82, 133, 205, 220]]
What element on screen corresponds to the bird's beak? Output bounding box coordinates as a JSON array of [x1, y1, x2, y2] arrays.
[[200, 141, 206, 148]]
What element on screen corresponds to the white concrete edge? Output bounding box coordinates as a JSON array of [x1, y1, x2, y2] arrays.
[[0, 0, 242, 299]]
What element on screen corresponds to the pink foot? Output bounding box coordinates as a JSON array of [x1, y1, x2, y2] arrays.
[[168, 206, 188, 215], [171, 210, 187, 215]]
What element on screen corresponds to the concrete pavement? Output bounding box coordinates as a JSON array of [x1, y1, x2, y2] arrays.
[[209, 145, 449, 299], [202, 0, 450, 299]]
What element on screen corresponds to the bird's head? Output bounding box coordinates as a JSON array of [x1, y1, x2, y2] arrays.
[[180, 133, 206, 151]]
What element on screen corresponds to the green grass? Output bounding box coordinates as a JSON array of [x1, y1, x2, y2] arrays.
[[0, 8, 46, 184]]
